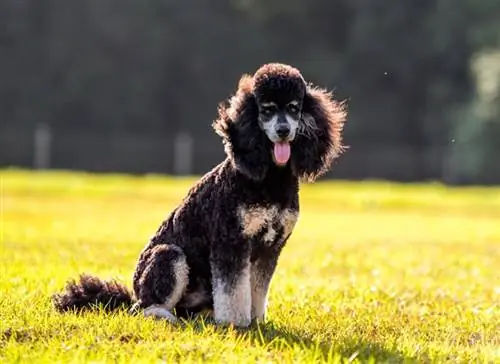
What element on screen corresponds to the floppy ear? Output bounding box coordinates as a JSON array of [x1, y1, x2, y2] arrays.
[[291, 84, 347, 182], [212, 75, 271, 181]]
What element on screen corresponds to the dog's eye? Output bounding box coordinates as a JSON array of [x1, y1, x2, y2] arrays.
[[261, 108, 275, 117], [288, 104, 299, 114]]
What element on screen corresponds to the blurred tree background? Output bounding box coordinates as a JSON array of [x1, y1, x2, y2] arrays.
[[1, 0, 499, 184]]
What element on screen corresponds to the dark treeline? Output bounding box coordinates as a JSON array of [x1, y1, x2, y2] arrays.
[[1, 0, 499, 183]]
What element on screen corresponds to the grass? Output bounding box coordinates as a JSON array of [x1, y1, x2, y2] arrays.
[[1, 168, 499, 363]]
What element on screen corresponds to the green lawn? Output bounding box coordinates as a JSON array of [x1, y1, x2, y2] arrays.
[[1, 169, 499, 363]]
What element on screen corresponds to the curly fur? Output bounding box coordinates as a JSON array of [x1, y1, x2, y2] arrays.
[[292, 85, 347, 182], [214, 63, 347, 182], [52, 274, 133, 312], [52, 63, 347, 327]]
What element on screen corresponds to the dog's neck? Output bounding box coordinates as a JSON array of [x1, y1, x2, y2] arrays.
[[231, 160, 299, 207], [263, 162, 296, 184]]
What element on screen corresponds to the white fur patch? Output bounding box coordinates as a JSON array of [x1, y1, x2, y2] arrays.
[[212, 264, 252, 327], [263, 227, 277, 243], [285, 114, 299, 131], [260, 112, 299, 142], [250, 268, 269, 321], [143, 305, 178, 323]]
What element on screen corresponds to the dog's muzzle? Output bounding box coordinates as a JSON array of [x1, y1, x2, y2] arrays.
[[275, 123, 291, 140]]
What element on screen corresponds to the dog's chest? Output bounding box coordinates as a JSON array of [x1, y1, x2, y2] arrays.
[[237, 205, 298, 245]]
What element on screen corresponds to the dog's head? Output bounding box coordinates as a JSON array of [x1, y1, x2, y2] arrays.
[[213, 63, 347, 182], [252, 64, 306, 167]]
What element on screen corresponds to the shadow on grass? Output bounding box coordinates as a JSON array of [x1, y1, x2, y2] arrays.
[[249, 322, 414, 362], [182, 317, 416, 363]]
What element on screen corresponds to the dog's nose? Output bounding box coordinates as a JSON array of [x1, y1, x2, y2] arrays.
[[276, 124, 290, 139]]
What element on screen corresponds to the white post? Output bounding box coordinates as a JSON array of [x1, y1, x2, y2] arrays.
[[173, 132, 193, 176], [33, 123, 52, 170]]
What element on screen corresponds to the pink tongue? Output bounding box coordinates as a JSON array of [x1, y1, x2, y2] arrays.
[[273, 142, 291, 165]]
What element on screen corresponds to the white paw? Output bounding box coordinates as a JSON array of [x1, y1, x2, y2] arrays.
[[128, 302, 141, 315], [214, 316, 252, 328], [252, 314, 266, 324], [143, 305, 178, 323]]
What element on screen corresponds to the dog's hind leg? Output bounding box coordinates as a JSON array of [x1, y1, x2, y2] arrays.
[[132, 244, 189, 323]]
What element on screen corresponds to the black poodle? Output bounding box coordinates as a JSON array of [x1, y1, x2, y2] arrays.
[[52, 63, 347, 327]]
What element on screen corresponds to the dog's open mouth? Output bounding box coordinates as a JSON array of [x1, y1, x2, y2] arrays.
[[273, 141, 291, 166]]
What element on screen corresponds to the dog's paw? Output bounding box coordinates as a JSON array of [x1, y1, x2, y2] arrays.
[[251, 315, 266, 326], [143, 305, 178, 323], [214, 316, 252, 329]]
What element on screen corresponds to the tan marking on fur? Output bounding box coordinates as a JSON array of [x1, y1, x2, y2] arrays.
[[181, 290, 209, 308], [281, 209, 299, 239], [261, 101, 277, 108], [164, 253, 189, 310], [250, 267, 269, 322], [288, 100, 299, 107], [238, 205, 278, 238], [212, 263, 252, 327], [140, 250, 188, 323]]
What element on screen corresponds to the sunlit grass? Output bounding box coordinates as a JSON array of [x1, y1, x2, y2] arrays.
[[1, 168, 499, 363]]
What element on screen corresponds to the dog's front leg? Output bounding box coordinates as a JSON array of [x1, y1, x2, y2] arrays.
[[251, 252, 280, 323], [210, 247, 252, 328]]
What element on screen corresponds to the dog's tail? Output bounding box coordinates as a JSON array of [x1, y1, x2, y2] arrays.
[[52, 274, 135, 313]]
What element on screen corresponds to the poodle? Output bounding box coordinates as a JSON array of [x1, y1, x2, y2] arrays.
[[52, 63, 347, 328]]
